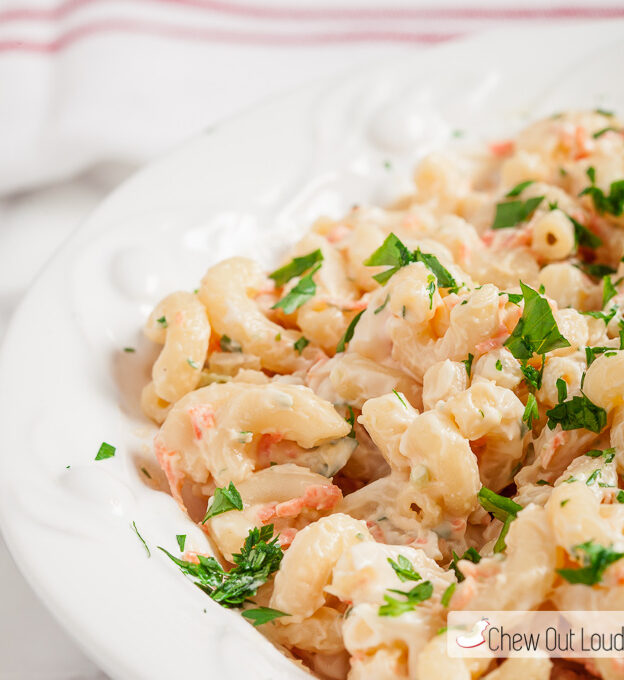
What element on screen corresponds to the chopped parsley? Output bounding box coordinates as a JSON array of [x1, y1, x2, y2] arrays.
[[156, 316, 168, 328], [495, 359, 503, 371], [586, 469, 602, 486], [580, 167, 624, 217], [450, 547, 481, 582], [176, 534, 186, 552], [536, 479, 552, 486], [462, 353, 474, 377], [556, 377, 568, 403], [499, 291, 523, 305], [393, 390, 408, 408], [581, 306, 618, 324], [505, 180, 535, 197], [364, 233, 457, 292], [293, 336, 309, 355], [557, 541, 624, 585], [425, 274, 436, 309], [202, 482, 244, 523], [336, 310, 365, 353], [585, 345, 614, 367], [242, 607, 289, 626], [617, 491, 624, 503], [374, 294, 390, 314], [522, 393, 539, 429], [220, 335, 242, 353], [546, 388, 607, 434], [521, 360, 544, 390], [504, 281, 570, 360], [141, 466, 151, 479], [272, 264, 321, 314], [378, 580, 433, 617], [160, 524, 283, 608], [595, 108, 615, 117], [576, 262, 617, 279], [132, 521, 150, 557], [586, 447, 616, 463], [388, 555, 422, 582], [268, 249, 323, 287], [345, 405, 356, 439], [441, 582, 456, 607], [478, 487, 522, 523], [593, 126, 620, 139], [123, 347, 135, 353], [603, 276, 618, 308], [95, 442, 116, 461], [187, 358, 200, 369], [492, 195, 544, 229], [567, 214, 602, 250]]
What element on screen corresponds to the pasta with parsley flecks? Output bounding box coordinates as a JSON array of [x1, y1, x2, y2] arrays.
[[141, 111, 624, 679]]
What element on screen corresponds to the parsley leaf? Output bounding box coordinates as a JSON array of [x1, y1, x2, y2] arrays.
[[581, 306, 618, 324], [268, 249, 324, 287], [220, 335, 242, 353], [388, 555, 422, 582], [504, 281, 570, 360], [272, 264, 321, 314], [567, 214, 602, 250], [160, 524, 283, 608], [617, 490, 624, 503], [450, 547, 481, 582], [478, 487, 522, 523], [580, 167, 624, 217], [495, 359, 503, 371], [506, 180, 535, 197], [364, 233, 458, 292], [242, 606, 289, 626], [293, 336, 309, 355], [156, 316, 168, 328], [176, 535, 186, 552], [546, 391, 606, 433], [95, 442, 116, 461], [131, 521, 150, 557], [441, 582, 456, 607], [393, 390, 408, 408], [586, 469, 602, 486], [412, 249, 457, 291], [499, 291, 523, 305], [586, 448, 616, 462], [576, 262, 617, 279], [556, 377, 568, 403], [557, 541, 624, 585], [202, 482, 244, 523], [374, 294, 390, 314], [492, 195, 544, 229], [364, 233, 413, 284], [494, 515, 514, 554], [593, 127, 620, 139], [378, 581, 433, 617], [336, 310, 365, 353], [521, 360, 544, 390], [523, 393, 539, 429], [603, 276, 618, 308], [345, 405, 356, 439], [585, 346, 613, 367], [462, 353, 474, 377]]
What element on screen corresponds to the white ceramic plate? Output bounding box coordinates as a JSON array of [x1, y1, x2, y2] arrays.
[[1, 22, 624, 680]]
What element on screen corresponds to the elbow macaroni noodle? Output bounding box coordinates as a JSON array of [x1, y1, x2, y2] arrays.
[[140, 111, 624, 679]]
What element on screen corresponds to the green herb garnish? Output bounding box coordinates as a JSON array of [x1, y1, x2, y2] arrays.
[[176, 535, 186, 551], [202, 482, 244, 523], [450, 547, 481, 582], [388, 555, 422, 582], [132, 521, 150, 557], [95, 442, 116, 460], [157, 316, 168, 328], [557, 541, 624, 585], [504, 281, 570, 360], [220, 335, 242, 353], [374, 294, 390, 314], [242, 606, 290, 626], [462, 353, 474, 377], [580, 167, 624, 217], [441, 582, 456, 607], [160, 524, 283, 608], [272, 264, 321, 314], [336, 310, 365, 353], [378, 581, 433, 617], [293, 336, 309, 355], [492, 195, 544, 229], [268, 249, 324, 287], [523, 393, 539, 429], [505, 180, 535, 197], [546, 390, 607, 434]]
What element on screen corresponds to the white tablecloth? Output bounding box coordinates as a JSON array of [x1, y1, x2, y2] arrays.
[[0, 1, 620, 677]]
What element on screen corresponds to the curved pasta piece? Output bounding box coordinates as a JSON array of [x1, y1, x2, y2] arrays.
[[450, 504, 556, 611], [198, 257, 305, 373], [206, 464, 343, 560], [269, 513, 373, 620], [155, 382, 351, 499], [583, 350, 624, 412], [443, 381, 524, 491], [144, 291, 210, 404], [416, 632, 491, 680]]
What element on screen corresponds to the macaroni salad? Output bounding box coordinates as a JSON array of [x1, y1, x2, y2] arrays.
[[142, 110, 624, 679]]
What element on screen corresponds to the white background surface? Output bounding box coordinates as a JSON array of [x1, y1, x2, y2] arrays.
[[0, 1, 621, 677]]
